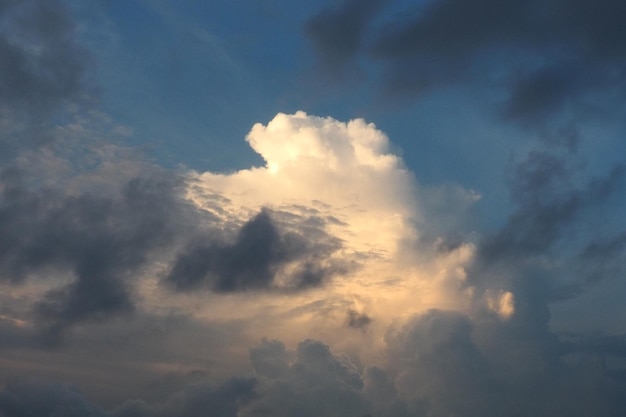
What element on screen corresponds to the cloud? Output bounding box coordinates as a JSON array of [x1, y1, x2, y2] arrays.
[[0, 376, 257, 417], [4, 318, 626, 417], [0, 0, 91, 156], [0, 100, 498, 411], [1, 0, 626, 415], [578, 232, 626, 284], [185, 111, 479, 350], [305, 0, 388, 77], [2, 88, 624, 413], [244, 338, 368, 417], [471, 148, 626, 307], [191, 111, 427, 263], [346, 309, 372, 330], [383, 310, 496, 416], [113, 377, 257, 417], [0, 165, 195, 341], [0, 104, 476, 355], [306, 0, 626, 125], [0, 379, 107, 417], [165, 208, 347, 293]]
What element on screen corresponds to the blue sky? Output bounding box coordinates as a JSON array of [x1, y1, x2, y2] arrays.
[[1, 1, 626, 416], [68, 0, 517, 183]]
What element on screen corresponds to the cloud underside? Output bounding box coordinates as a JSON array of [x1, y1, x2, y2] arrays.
[[2, 309, 626, 417]]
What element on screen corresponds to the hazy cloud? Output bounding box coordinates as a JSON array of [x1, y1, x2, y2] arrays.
[[307, 0, 626, 125], [0, 168, 191, 340], [0, 379, 107, 417], [1, 0, 625, 415], [346, 309, 372, 330], [0, 0, 91, 155], [245, 339, 367, 417], [0, 377, 257, 417], [305, 0, 388, 76]]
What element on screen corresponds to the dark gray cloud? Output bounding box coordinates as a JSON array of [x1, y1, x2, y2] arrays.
[[3, 312, 626, 417], [578, 232, 626, 284], [476, 148, 625, 270], [462, 144, 626, 338], [0, 311, 255, 408], [442, 140, 626, 406], [245, 338, 367, 417], [561, 334, 626, 359], [0, 166, 194, 341], [165, 209, 347, 293], [0, 377, 257, 417], [250, 339, 291, 380], [306, 0, 626, 125], [384, 310, 495, 417], [0, 0, 91, 154], [114, 377, 257, 417], [374, 309, 626, 416], [245, 311, 626, 417], [305, 0, 388, 77], [346, 309, 372, 330], [0, 379, 107, 417]]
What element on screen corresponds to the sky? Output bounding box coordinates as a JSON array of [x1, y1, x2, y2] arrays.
[[1, 0, 626, 416]]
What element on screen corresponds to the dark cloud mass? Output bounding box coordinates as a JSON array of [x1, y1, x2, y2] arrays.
[[0, 0, 90, 153], [0, 377, 257, 417], [165, 209, 347, 292], [346, 309, 372, 330], [464, 144, 626, 337], [472, 150, 626, 310], [307, 0, 626, 124], [305, 0, 388, 76], [0, 167, 192, 340], [3, 310, 626, 417], [0, 379, 107, 417]]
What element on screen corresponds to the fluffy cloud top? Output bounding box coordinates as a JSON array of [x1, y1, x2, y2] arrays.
[[192, 111, 421, 257], [181, 112, 480, 350]]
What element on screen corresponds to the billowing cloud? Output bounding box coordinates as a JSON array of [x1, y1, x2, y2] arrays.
[[5, 307, 626, 417], [165, 208, 346, 293], [2, 100, 625, 415], [181, 111, 479, 356]]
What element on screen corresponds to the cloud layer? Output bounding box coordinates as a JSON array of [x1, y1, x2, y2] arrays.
[[4, 105, 625, 415], [1, 1, 626, 416], [307, 0, 626, 126]]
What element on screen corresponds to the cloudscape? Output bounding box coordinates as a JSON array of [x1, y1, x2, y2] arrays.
[[1, 1, 626, 416]]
